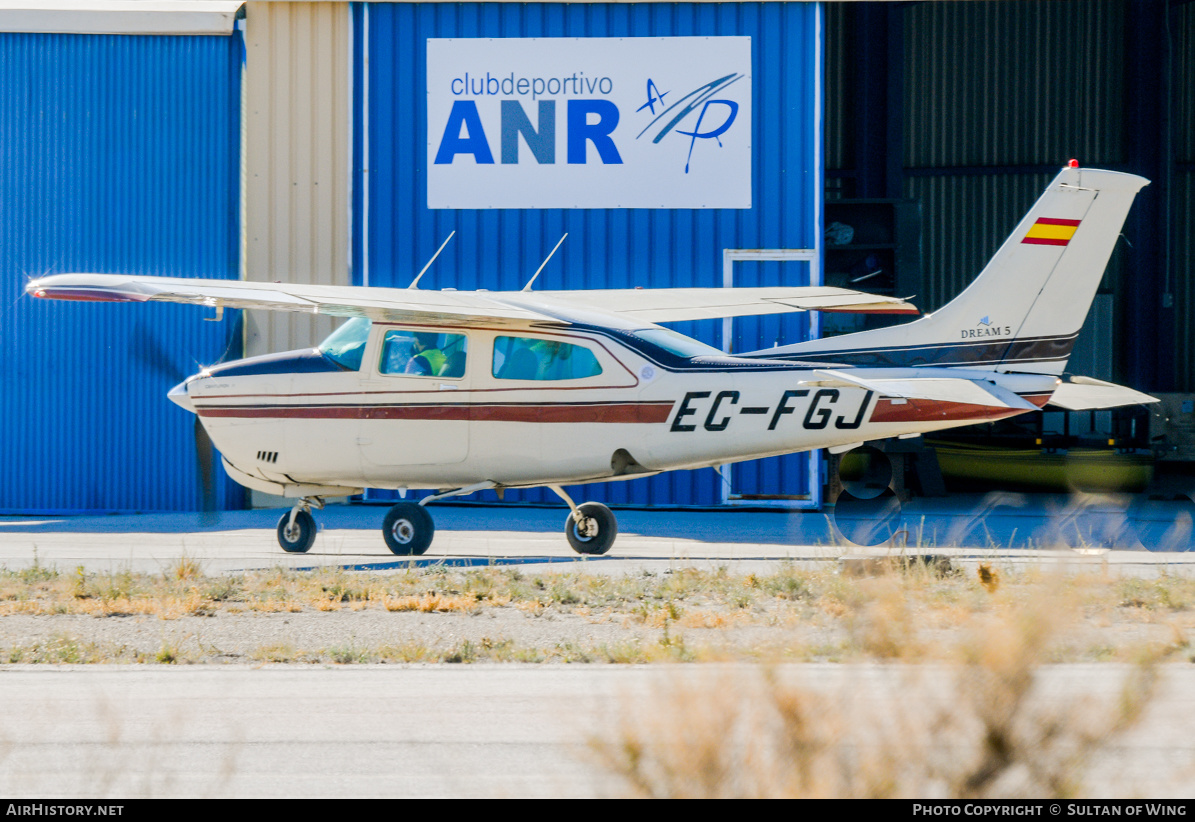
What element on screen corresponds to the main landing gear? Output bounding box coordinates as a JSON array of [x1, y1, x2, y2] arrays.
[[274, 483, 620, 557], [550, 485, 617, 556]]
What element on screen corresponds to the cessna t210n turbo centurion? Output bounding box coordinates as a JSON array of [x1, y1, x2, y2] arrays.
[[27, 164, 1156, 556]]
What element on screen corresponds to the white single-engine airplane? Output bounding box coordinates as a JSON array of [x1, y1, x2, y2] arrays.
[[27, 164, 1156, 556]]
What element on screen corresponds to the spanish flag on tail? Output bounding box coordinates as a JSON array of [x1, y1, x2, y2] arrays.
[[1022, 217, 1081, 246]]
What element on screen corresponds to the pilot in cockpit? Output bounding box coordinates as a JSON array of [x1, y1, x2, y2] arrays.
[[404, 333, 445, 376]]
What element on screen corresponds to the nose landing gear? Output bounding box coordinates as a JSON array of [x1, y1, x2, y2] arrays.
[[276, 497, 324, 553]]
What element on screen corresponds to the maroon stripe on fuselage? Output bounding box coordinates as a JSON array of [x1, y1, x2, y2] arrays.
[[196, 401, 674, 424], [869, 393, 1052, 424], [475, 403, 673, 423]]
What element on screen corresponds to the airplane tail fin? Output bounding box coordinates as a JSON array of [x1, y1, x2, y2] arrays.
[[762, 165, 1148, 374]]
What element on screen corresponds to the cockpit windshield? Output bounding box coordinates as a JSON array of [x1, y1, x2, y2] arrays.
[[319, 317, 372, 371], [631, 327, 723, 359]]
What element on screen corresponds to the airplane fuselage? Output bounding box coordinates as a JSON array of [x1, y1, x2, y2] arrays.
[[178, 319, 1056, 498]]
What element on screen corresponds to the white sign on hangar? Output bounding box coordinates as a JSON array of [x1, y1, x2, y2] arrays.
[[426, 36, 753, 210]]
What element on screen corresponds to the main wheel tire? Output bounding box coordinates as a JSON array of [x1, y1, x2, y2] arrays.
[[383, 502, 434, 556], [277, 509, 317, 553], [565, 502, 617, 556]]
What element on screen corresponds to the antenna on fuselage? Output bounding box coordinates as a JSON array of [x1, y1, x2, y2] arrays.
[[521, 233, 568, 292], [408, 231, 456, 290]]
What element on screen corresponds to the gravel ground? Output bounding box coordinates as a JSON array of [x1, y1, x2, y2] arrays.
[[0, 609, 651, 656], [0, 606, 819, 662], [0, 596, 1187, 664]]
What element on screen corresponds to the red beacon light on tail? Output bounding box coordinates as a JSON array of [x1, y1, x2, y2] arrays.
[[1068, 159, 1080, 168]]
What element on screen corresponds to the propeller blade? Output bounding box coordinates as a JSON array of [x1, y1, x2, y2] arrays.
[[195, 416, 217, 515], [213, 309, 244, 366], [130, 320, 186, 384]]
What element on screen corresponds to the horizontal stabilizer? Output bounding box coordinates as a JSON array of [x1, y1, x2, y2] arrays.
[[1048, 377, 1159, 410], [810, 369, 1038, 410]]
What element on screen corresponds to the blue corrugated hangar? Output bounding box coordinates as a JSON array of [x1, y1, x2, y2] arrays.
[[1, 1, 1191, 514]]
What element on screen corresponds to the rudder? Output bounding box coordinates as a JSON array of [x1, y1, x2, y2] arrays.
[[760, 165, 1148, 374]]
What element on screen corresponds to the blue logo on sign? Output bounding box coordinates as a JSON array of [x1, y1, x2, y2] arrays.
[[636, 80, 670, 115], [636, 73, 745, 173]]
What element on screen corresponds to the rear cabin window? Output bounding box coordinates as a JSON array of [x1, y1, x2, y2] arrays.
[[492, 336, 603, 381], [379, 330, 468, 378]]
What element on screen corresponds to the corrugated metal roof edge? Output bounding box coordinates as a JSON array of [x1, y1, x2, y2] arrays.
[[239, 0, 841, 4], [249, 1, 890, 3], [0, 1, 242, 36]]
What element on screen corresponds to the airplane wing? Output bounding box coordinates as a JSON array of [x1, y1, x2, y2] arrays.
[[516, 286, 918, 322], [809, 369, 1039, 410], [1047, 376, 1159, 410], [26, 274, 918, 327], [26, 273, 563, 326]]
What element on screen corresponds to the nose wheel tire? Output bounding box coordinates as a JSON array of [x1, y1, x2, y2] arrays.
[[383, 502, 434, 556], [277, 509, 317, 553], [565, 502, 617, 556]]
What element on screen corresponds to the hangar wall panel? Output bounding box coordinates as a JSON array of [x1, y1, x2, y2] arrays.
[[821, 1, 849, 177], [901, 0, 1129, 316], [356, 1, 823, 506], [0, 31, 243, 512], [1176, 171, 1194, 393], [1180, 3, 1194, 168], [903, 0, 1125, 173], [242, 1, 352, 357], [1175, 3, 1194, 392]]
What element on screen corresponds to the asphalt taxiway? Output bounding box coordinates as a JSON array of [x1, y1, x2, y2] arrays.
[[0, 492, 1192, 576], [0, 664, 1192, 798]]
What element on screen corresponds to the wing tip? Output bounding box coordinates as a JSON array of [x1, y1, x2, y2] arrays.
[[25, 286, 139, 303]]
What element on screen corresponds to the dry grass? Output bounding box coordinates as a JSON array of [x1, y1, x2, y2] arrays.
[[591, 587, 1174, 798], [0, 559, 1193, 666]]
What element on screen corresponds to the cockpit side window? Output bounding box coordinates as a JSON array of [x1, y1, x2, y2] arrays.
[[492, 336, 603, 381], [379, 330, 468, 378], [319, 317, 372, 371]]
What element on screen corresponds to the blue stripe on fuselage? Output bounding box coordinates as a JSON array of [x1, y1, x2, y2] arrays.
[[203, 348, 350, 378], [753, 332, 1078, 370]]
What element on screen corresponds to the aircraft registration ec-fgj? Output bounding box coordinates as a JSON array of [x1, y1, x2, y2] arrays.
[[27, 163, 1157, 556]]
